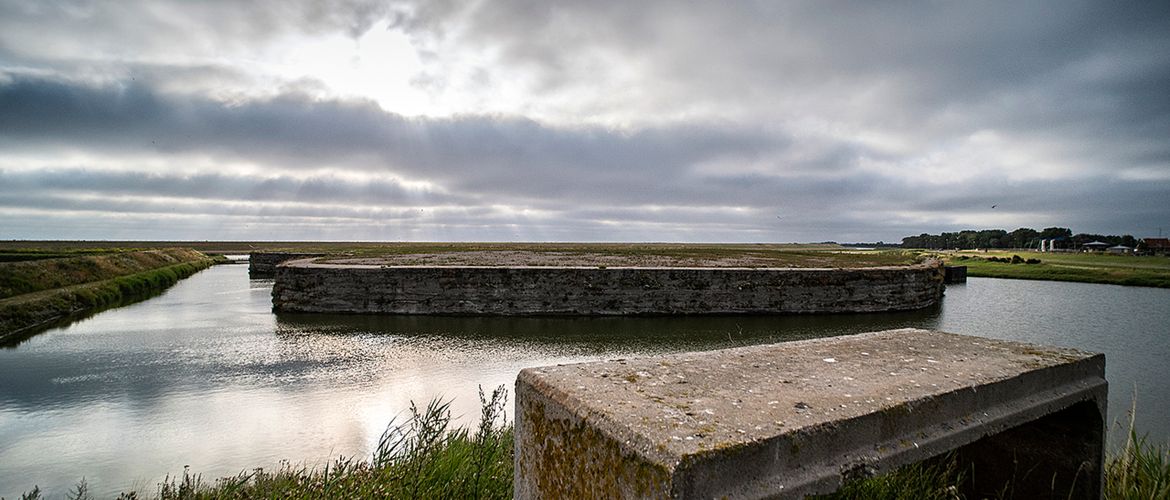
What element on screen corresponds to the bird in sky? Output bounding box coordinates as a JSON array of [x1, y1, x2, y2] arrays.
[[991, 204, 998, 209]]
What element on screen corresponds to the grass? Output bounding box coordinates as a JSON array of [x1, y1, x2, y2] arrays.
[[821, 401, 1170, 500], [939, 250, 1170, 288], [0, 252, 214, 342], [813, 455, 965, 500], [0, 249, 210, 299], [13, 387, 513, 500], [1105, 401, 1170, 500], [2, 241, 925, 268], [10, 388, 1170, 499]]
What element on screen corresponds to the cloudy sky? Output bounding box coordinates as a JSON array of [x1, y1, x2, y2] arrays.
[[1, 1, 1168, 242]]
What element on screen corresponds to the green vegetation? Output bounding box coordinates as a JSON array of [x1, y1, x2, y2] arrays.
[[4, 241, 925, 268], [902, 226, 1145, 251], [0, 248, 209, 299], [14, 387, 512, 500], [0, 249, 214, 341], [942, 250, 1170, 288], [11, 390, 1170, 499], [814, 456, 964, 500], [3, 240, 850, 255], [1107, 430, 1170, 499]]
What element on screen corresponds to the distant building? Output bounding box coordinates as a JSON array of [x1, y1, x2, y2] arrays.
[[1107, 245, 1134, 255], [1081, 241, 1110, 252], [1143, 238, 1170, 256]]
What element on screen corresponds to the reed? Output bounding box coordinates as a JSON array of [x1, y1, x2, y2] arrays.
[[13, 389, 1169, 499], [1105, 401, 1170, 499], [144, 386, 508, 499]]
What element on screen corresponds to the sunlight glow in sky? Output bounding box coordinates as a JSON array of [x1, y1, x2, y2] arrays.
[[1, 1, 1168, 242]]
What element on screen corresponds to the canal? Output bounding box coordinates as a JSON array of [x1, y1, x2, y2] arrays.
[[1, 264, 1167, 497]]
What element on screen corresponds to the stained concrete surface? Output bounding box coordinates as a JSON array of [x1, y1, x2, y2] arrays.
[[515, 328, 1106, 499], [271, 261, 945, 315]]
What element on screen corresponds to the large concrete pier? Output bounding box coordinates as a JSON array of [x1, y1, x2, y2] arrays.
[[248, 252, 325, 278], [515, 329, 1106, 499], [271, 260, 945, 315]]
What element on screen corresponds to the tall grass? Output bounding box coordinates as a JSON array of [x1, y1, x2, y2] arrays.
[[812, 455, 964, 500], [12, 388, 1170, 499], [0, 249, 208, 300], [821, 404, 1170, 500], [1105, 401, 1170, 499], [118, 386, 509, 499]]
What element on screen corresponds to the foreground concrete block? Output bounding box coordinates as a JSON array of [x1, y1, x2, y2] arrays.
[[515, 329, 1106, 499]]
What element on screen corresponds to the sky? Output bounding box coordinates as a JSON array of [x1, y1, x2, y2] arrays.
[[1, 1, 1168, 243]]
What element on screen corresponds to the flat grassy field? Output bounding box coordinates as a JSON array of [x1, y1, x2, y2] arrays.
[[1, 242, 924, 268], [939, 250, 1170, 288]]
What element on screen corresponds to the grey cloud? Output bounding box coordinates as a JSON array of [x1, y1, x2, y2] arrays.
[[0, 0, 398, 55], [0, 169, 455, 207], [0, 192, 457, 222], [0, 75, 792, 206], [402, 1, 1170, 160], [2, 0, 1169, 242], [2, 73, 1168, 241]]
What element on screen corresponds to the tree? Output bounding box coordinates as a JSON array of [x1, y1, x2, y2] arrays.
[[1039, 227, 1073, 240], [1007, 228, 1039, 249]]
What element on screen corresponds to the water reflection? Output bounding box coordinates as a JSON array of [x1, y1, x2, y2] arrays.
[[1, 265, 1167, 498], [273, 307, 943, 356]]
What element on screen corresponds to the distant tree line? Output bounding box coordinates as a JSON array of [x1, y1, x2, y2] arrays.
[[901, 227, 1139, 250]]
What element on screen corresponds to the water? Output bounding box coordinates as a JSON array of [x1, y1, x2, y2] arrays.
[[1, 265, 1167, 497]]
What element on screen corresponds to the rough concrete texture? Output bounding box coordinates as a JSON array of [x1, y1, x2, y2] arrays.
[[248, 252, 325, 278], [514, 329, 1106, 499], [944, 265, 967, 284], [271, 261, 944, 315]]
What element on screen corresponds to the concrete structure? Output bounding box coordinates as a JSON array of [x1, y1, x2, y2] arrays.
[[943, 265, 967, 284], [248, 252, 324, 278], [515, 329, 1106, 499], [1082, 241, 1110, 252], [271, 261, 945, 315], [1143, 237, 1170, 256]]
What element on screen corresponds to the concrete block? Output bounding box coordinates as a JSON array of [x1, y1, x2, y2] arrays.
[[271, 262, 945, 315], [944, 265, 967, 284], [514, 328, 1106, 499], [248, 252, 324, 278]]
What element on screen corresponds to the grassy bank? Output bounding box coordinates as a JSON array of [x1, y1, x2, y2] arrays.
[[940, 250, 1170, 288], [10, 390, 1169, 499], [0, 248, 210, 299], [3, 241, 846, 254], [0, 250, 214, 342]]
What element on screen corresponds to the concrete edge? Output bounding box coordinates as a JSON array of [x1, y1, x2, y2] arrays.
[[279, 259, 945, 272], [672, 352, 1107, 498]]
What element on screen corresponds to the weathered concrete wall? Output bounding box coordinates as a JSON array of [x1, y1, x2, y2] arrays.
[[271, 261, 945, 315], [944, 265, 967, 284], [515, 329, 1107, 499], [248, 252, 324, 278]]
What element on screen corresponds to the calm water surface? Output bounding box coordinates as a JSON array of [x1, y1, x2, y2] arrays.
[[1, 264, 1167, 497]]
